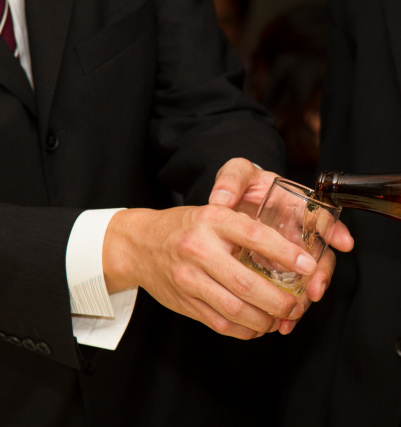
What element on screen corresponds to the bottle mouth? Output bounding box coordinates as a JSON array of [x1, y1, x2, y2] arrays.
[[274, 177, 342, 212], [315, 171, 344, 207]]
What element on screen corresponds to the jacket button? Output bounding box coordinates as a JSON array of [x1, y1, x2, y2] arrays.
[[36, 341, 52, 355], [46, 133, 59, 151], [22, 338, 37, 351], [395, 338, 401, 357], [8, 336, 22, 347]]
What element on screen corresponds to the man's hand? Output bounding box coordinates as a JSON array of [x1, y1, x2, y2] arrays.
[[209, 158, 354, 335], [102, 202, 323, 340]]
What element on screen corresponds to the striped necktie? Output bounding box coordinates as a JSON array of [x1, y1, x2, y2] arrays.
[[0, 0, 18, 57]]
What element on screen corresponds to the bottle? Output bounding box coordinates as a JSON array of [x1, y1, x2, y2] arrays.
[[315, 171, 401, 221]]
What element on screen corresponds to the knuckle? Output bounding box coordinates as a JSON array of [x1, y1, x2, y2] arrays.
[[213, 174, 243, 194], [248, 314, 274, 335], [245, 222, 265, 244], [170, 264, 188, 287], [210, 316, 233, 336], [221, 172, 242, 186], [263, 316, 277, 333], [228, 157, 253, 172], [222, 298, 246, 319], [177, 231, 204, 259], [197, 204, 224, 223], [276, 296, 297, 318], [232, 274, 254, 298]]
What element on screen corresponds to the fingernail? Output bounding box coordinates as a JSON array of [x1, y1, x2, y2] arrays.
[[209, 190, 234, 206], [256, 332, 265, 338], [321, 282, 327, 294], [295, 254, 316, 275], [289, 302, 304, 320]]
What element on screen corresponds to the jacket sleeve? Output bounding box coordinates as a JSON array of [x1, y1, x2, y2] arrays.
[[0, 204, 83, 368], [150, 0, 285, 205]]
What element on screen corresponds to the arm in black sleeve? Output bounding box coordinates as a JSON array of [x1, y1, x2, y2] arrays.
[[150, 0, 285, 205], [0, 204, 83, 368]]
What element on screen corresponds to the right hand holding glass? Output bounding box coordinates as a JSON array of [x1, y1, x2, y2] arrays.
[[102, 203, 320, 339]]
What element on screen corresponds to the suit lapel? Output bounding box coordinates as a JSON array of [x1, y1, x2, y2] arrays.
[[381, 0, 401, 93], [0, 39, 36, 116], [25, 0, 74, 138]]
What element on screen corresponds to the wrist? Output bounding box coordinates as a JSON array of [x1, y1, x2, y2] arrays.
[[102, 208, 151, 293]]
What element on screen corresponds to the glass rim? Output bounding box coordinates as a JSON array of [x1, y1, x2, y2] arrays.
[[273, 177, 342, 212]]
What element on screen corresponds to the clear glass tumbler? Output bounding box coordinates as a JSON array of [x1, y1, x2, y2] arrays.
[[240, 177, 342, 296]]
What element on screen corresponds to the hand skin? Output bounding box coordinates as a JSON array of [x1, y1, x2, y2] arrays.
[[208, 158, 355, 335], [103, 202, 324, 340]]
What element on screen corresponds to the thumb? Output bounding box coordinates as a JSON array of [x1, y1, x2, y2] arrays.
[[209, 158, 257, 207]]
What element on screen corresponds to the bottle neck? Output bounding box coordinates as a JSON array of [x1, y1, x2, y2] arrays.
[[315, 171, 344, 207], [315, 171, 401, 220]]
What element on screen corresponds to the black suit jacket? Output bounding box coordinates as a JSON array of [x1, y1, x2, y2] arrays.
[[0, 1, 286, 426], [280, 0, 401, 426]]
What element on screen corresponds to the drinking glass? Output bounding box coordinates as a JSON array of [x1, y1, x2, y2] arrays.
[[240, 177, 342, 296]]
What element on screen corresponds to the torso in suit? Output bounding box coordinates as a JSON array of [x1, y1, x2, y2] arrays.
[[280, 0, 401, 426], [0, 1, 286, 426]]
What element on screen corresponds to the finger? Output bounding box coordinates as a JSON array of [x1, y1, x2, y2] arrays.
[[185, 296, 280, 339], [304, 248, 336, 302], [209, 158, 257, 207], [278, 289, 313, 335], [276, 248, 337, 335], [195, 270, 280, 333], [215, 208, 318, 277], [329, 220, 354, 252], [200, 246, 306, 321], [278, 319, 297, 335], [175, 263, 281, 334], [274, 283, 311, 335]]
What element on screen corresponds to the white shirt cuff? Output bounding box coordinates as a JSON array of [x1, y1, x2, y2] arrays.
[[66, 208, 137, 350], [72, 287, 138, 350], [67, 208, 124, 317]]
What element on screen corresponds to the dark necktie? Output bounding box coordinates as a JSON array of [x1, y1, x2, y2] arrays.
[[0, 0, 18, 56]]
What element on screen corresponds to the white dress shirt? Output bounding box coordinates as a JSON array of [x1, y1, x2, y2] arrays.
[[8, 0, 138, 350]]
